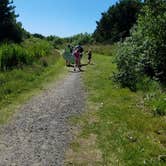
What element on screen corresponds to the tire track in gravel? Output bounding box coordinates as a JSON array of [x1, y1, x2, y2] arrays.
[[0, 71, 85, 166]]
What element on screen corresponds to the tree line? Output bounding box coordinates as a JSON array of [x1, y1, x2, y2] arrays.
[[0, 0, 30, 43], [1, 0, 166, 88], [93, 0, 143, 43]]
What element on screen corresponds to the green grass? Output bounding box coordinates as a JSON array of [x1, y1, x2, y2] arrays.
[[0, 50, 66, 124], [68, 53, 166, 165], [84, 44, 116, 56], [0, 38, 53, 70]]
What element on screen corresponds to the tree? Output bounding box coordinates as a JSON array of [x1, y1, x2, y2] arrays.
[[93, 0, 142, 43], [33, 33, 45, 39], [64, 33, 94, 45], [0, 0, 23, 43]]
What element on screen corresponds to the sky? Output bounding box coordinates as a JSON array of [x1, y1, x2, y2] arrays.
[[13, 0, 117, 37]]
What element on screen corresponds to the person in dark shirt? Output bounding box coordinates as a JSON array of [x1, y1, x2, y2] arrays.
[[87, 49, 92, 64]]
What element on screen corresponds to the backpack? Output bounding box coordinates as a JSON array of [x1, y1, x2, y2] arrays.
[[75, 45, 84, 53]]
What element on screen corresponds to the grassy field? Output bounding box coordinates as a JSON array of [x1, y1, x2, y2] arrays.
[[66, 53, 166, 165], [0, 50, 66, 124]]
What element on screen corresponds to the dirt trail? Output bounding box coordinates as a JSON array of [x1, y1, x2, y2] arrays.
[[0, 71, 85, 166]]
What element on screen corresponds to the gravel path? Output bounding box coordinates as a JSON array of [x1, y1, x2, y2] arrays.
[[0, 72, 85, 166]]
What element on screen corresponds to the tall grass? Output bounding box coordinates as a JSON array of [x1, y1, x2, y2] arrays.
[[22, 37, 53, 58], [0, 49, 65, 124], [0, 44, 30, 70], [0, 37, 53, 71], [84, 44, 116, 56]]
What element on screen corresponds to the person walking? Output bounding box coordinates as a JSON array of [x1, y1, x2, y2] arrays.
[[74, 44, 84, 66], [73, 48, 82, 71], [87, 49, 92, 64], [63, 44, 74, 67]]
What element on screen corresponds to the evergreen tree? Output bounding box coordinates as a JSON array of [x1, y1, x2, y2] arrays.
[[93, 0, 142, 43], [0, 0, 23, 43]]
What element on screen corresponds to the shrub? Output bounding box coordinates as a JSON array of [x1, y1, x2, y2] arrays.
[[114, 0, 166, 90], [0, 44, 30, 70], [22, 37, 53, 58], [149, 92, 166, 116], [40, 57, 48, 67], [0, 38, 54, 71], [153, 100, 166, 116], [114, 36, 144, 91]]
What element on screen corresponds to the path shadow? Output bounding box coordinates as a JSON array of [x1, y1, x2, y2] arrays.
[[80, 63, 88, 67], [68, 69, 85, 73], [66, 63, 88, 68]]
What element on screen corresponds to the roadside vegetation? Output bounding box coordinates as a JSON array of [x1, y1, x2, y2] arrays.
[[66, 50, 166, 165], [66, 0, 166, 165], [0, 48, 65, 124], [0, 0, 66, 124]]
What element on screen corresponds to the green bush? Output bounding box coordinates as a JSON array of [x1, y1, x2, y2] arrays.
[[0, 37, 54, 71], [153, 99, 166, 116], [22, 37, 53, 58], [141, 78, 166, 116], [114, 0, 166, 90], [0, 44, 31, 70], [114, 37, 143, 91], [64, 33, 94, 46], [146, 92, 166, 117], [40, 57, 48, 67]]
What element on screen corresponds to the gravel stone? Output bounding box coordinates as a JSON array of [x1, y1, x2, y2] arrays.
[[0, 72, 85, 166]]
